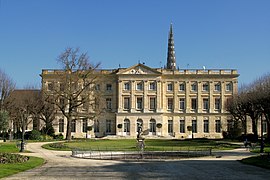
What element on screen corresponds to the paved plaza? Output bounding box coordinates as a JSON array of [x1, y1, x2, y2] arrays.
[[3, 142, 270, 180]]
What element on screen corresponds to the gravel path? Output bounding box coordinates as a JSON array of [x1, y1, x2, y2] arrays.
[[3, 142, 270, 180]]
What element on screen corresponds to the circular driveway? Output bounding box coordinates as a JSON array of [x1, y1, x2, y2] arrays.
[[3, 142, 270, 180]]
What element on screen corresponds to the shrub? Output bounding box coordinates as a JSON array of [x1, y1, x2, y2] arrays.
[[0, 153, 29, 164], [29, 130, 42, 140], [53, 133, 64, 140], [41, 135, 53, 141], [49, 143, 68, 149]]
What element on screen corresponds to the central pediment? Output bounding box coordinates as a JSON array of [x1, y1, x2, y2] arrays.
[[117, 63, 161, 75]]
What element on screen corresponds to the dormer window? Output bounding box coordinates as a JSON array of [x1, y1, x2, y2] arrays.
[[191, 83, 197, 92], [136, 82, 143, 91], [214, 83, 221, 91], [226, 82, 233, 91], [167, 83, 173, 91], [124, 82, 130, 90], [202, 83, 209, 92], [106, 84, 112, 91], [179, 83, 185, 91], [149, 82, 156, 90]]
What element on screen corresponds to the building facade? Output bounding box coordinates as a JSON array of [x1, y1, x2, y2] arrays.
[[41, 25, 239, 139]]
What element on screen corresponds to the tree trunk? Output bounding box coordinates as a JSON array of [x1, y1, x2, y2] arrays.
[[251, 118, 258, 139], [66, 116, 72, 140]]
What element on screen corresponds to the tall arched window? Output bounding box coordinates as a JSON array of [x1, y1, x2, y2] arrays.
[[71, 120, 76, 132], [59, 119, 64, 133], [137, 119, 143, 133], [124, 119, 130, 133], [94, 120, 100, 133], [149, 119, 156, 133]]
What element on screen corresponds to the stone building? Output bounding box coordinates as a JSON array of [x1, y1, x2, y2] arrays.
[[41, 25, 239, 139]]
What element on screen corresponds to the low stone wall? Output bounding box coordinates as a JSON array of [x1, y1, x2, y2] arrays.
[[72, 149, 212, 160]]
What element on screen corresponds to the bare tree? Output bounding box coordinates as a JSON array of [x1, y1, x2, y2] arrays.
[[42, 47, 102, 140], [0, 69, 15, 111], [226, 93, 248, 135], [6, 89, 41, 150]]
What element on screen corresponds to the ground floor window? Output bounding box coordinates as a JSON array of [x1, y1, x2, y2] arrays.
[[124, 119, 130, 133], [203, 120, 209, 133], [59, 119, 64, 133], [180, 120, 185, 133], [215, 120, 221, 133], [71, 120, 76, 132], [82, 118, 88, 133], [106, 120, 112, 133], [94, 120, 100, 133], [192, 120, 197, 133], [149, 119, 156, 133], [262, 120, 267, 133], [168, 120, 173, 134]]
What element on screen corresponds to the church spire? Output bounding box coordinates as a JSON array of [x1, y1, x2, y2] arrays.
[[166, 23, 176, 70]]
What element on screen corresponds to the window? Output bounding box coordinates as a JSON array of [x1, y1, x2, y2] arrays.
[[71, 120, 76, 132], [149, 97, 156, 110], [167, 98, 173, 110], [149, 82, 156, 90], [192, 120, 197, 133], [179, 83, 185, 91], [82, 119, 88, 133], [124, 82, 130, 90], [48, 82, 54, 91], [214, 83, 221, 91], [137, 119, 143, 133], [149, 119, 156, 133], [136, 97, 143, 110], [124, 119, 130, 133], [202, 83, 209, 92], [106, 98, 112, 110], [215, 98, 221, 110], [136, 82, 143, 91], [204, 120, 209, 133], [215, 120, 221, 133], [124, 97, 130, 110], [167, 83, 173, 91], [179, 98, 185, 110], [106, 120, 112, 133], [59, 119, 64, 133], [226, 83, 232, 91], [94, 120, 99, 133], [203, 98, 209, 111], [60, 83, 65, 91], [168, 120, 173, 134], [106, 84, 112, 91], [191, 83, 197, 92], [59, 98, 65, 109], [191, 98, 197, 110], [180, 120, 185, 133], [262, 120, 267, 133], [95, 84, 100, 91]]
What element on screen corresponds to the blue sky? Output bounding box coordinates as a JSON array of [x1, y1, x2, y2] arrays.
[[0, 0, 269, 88]]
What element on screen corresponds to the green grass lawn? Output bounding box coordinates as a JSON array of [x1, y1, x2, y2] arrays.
[[0, 142, 19, 153], [241, 155, 270, 170], [0, 142, 45, 178], [0, 156, 45, 178], [42, 139, 241, 151]]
